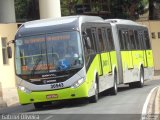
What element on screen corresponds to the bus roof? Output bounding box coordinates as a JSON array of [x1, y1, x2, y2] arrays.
[[24, 15, 103, 28], [105, 19, 145, 27], [16, 15, 103, 38]]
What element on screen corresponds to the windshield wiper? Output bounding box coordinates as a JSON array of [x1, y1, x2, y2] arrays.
[[30, 57, 42, 77]]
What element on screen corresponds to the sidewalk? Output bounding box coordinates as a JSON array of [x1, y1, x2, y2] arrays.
[[0, 87, 19, 109], [143, 70, 160, 119]]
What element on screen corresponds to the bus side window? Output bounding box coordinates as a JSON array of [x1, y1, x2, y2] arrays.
[[102, 28, 109, 52], [97, 28, 105, 52], [129, 30, 136, 50], [144, 30, 151, 49], [125, 31, 130, 50], [134, 30, 140, 50], [122, 31, 128, 50], [107, 28, 114, 51], [119, 30, 125, 50], [139, 31, 145, 50]]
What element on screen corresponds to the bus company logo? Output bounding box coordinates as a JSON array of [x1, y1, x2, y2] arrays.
[[43, 79, 57, 84], [42, 74, 56, 78]]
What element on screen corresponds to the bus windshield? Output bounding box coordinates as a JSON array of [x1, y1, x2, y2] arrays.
[[15, 31, 83, 75]]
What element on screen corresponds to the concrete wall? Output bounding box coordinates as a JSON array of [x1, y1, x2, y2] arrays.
[[0, 24, 18, 106], [39, 0, 61, 19], [0, 0, 16, 23], [138, 21, 160, 70]]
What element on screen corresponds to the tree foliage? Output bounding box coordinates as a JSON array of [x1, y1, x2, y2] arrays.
[[110, 0, 147, 19], [15, 0, 39, 22], [60, 0, 148, 20], [15, 0, 160, 21], [15, 0, 28, 21], [149, 0, 160, 20]]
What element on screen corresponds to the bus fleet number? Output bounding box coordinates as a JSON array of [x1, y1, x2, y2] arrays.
[[51, 83, 64, 89]]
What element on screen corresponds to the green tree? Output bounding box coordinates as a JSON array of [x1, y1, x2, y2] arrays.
[[61, 0, 80, 16], [15, 0, 28, 21], [15, 0, 39, 22], [149, 0, 160, 20], [110, 0, 147, 20]]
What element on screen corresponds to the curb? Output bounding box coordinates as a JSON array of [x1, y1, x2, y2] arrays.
[[0, 97, 7, 108], [146, 87, 159, 114], [154, 87, 160, 114]]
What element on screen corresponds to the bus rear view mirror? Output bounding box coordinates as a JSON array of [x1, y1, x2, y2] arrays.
[[7, 46, 12, 58]]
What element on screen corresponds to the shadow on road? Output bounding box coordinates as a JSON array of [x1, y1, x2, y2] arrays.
[[0, 82, 150, 114], [31, 84, 145, 111]]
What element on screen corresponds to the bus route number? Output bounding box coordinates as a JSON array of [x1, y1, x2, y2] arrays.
[[51, 83, 64, 89]]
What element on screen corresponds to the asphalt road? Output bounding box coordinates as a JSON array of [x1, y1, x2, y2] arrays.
[[0, 79, 160, 120]]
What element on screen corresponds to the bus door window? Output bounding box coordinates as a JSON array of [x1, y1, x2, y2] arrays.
[[144, 30, 153, 67], [91, 27, 103, 75], [141, 30, 149, 67], [129, 30, 136, 50], [84, 28, 96, 55], [144, 30, 151, 50], [107, 28, 114, 51], [121, 29, 133, 69], [97, 27, 112, 75], [97, 28, 105, 52], [102, 27, 112, 74], [138, 31, 145, 50], [134, 30, 141, 50], [102, 28, 109, 52], [123, 30, 130, 50], [138, 30, 148, 67], [83, 27, 97, 69], [119, 29, 129, 50], [119, 30, 125, 50]]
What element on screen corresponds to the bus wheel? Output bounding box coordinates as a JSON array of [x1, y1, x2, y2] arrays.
[[136, 68, 144, 88], [89, 81, 98, 103], [110, 73, 118, 95], [34, 102, 43, 109]]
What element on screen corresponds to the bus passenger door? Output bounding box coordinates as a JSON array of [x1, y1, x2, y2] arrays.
[[99, 28, 112, 75], [139, 31, 147, 67], [94, 27, 112, 76], [143, 30, 154, 68], [92, 28, 103, 76], [122, 30, 134, 69]]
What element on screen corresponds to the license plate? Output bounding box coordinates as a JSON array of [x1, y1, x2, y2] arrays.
[[46, 94, 58, 99], [51, 83, 64, 89]]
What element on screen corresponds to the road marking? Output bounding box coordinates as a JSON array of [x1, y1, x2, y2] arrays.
[[44, 115, 54, 120], [142, 86, 158, 115]]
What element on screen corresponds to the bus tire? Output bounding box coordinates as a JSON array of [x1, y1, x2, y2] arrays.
[[110, 72, 118, 95], [136, 68, 144, 88], [129, 82, 136, 88], [89, 79, 98, 103], [129, 68, 144, 88], [34, 103, 43, 109]]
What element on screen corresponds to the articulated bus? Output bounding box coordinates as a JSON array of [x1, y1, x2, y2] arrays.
[[7, 16, 153, 109], [105, 19, 154, 87]]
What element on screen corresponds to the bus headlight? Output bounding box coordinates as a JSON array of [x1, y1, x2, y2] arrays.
[[71, 78, 85, 88], [18, 86, 31, 94]]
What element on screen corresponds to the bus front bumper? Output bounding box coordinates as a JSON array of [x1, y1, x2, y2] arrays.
[[18, 83, 88, 104]]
